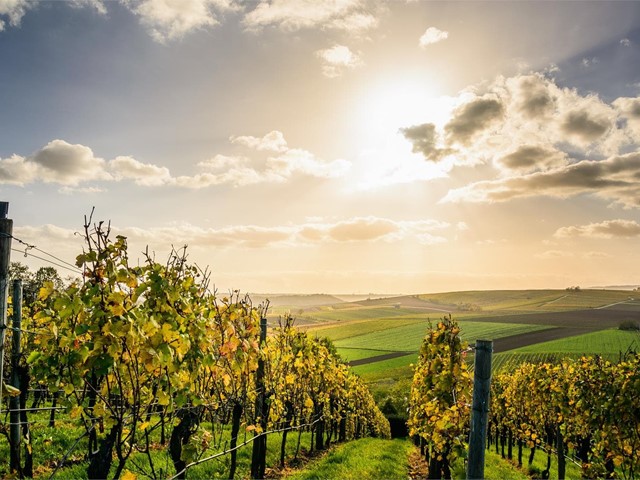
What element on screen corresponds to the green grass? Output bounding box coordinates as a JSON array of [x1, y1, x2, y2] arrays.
[[336, 347, 390, 361], [302, 306, 432, 322], [492, 329, 640, 371], [286, 438, 412, 480], [472, 450, 530, 480], [418, 289, 636, 312], [334, 320, 549, 352], [1, 413, 314, 479], [351, 354, 419, 381], [306, 316, 426, 342], [515, 328, 640, 355]]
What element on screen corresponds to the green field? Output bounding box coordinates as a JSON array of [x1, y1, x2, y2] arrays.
[[332, 320, 549, 352], [297, 289, 640, 383], [303, 306, 433, 322], [351, 353, 419, 380], [515, 328, 640, 355], [336, 347, 390, 362], [306, 316, 425, 341], [417, 289, 637, 312], [491, 329, 640, 371]]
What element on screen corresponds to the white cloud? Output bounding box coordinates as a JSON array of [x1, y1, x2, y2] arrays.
[[128, 0, 239, 42], [108, 155, 172, 186], [554, 219, 640, 239], [58, 186, 107, 195], [419, 26, 448, 48], [69, 0, 107, 14], [15, 216, 452, 252], [535, 250, 573, 259], [242, 0, 378, 34], [401, 73, 640, 208], [230, 131, 288, 152], [0, 140, 111, 186], [0, 132, 350, 189], [265, 148, 350, 179], [620, 38, 631, 47], [0, 0, 32, 31], [316, 44, 363, 78]]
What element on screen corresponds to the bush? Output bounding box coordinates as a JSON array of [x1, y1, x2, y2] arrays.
[[618, 320, 640, 331]]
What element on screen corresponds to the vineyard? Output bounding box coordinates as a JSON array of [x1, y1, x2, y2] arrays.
[[0, 219, 389, 479], [1, 216, 639, 479]]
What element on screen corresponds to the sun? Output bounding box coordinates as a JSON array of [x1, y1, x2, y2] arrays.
[[356, 77, 455, 139], [348, 77, 457, 189]]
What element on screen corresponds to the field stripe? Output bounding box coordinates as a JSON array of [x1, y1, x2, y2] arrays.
[[347, 351, 413, 367]]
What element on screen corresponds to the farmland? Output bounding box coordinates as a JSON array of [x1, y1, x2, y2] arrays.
[[287, 289, 640, 383]]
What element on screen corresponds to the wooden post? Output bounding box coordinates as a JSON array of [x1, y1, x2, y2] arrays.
[[467, 339, 492, 480], [250, 316, 268, 479], [9, 279, 22, 472], [0, 201, 13, 411]]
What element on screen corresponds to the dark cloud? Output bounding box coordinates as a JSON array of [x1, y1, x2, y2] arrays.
[[444, 97, 504, 145], [400, 123, 452, 161], [561, 110, 610, 142], [499, 145, 567, 171], [442, 152, 640, 208], [516, 75, 554, 118]]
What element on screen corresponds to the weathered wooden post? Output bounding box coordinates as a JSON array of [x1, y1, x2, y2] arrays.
[[0, 201, 13, 410], [9, 279, 23, 472], [250, 316, 268, 479], [467, 339, 492, 480]]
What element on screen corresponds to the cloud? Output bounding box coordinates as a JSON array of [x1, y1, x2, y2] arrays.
[[581, 57, 599, 68], [230, 131, 288, 152], [554, 219, 640, 239], [0, 140, 111, 186], [0, 132, 350, 189], [441, 152, 640, 208], [560, 109, 611, 144], [535, 250, 573, 259], [497, 145, 568, 172], [402, 72, 638, 191], [16, 216, 452, 253], [69, 0, 107, 14], [419, 26, 448, 48], [620, 38, 631, 47], [242, 0, 378, 34], [444, 96, 504, 145], [513, 74, 554, 118], [399, 123, 452, 161], [613, 96, 640, 138], [108, 155, 173, 186], [126, 0, 239, 42], [265, 148, 350, 179], [0, 0, 32, 31], [316, 44, 363, 78]]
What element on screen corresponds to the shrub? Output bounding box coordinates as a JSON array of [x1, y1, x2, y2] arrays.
[[618, 320, 640, 331]]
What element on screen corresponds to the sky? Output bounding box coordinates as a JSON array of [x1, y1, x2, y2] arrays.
[[1, 0, 640, 294]]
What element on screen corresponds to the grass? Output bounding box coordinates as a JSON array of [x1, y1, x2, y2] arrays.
[[418, 289, 637, 312], [301, 306, 433, 322], [515, 328, 640, 355], [0, 412, 315, 479], [306, 316, 426, 342], [492, 328, 640, 371], [335, 347, 390, 362], [333, 320, 549, 352], [286, 437, 412, 480], [351, 353, 419, 381]]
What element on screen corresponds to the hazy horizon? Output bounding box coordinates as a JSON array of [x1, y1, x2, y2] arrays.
[[1, 1, 639, 294]]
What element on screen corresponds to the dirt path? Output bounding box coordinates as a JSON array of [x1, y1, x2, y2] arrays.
[[490, 327, 594, 353], [347, 351, 413, 367]]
